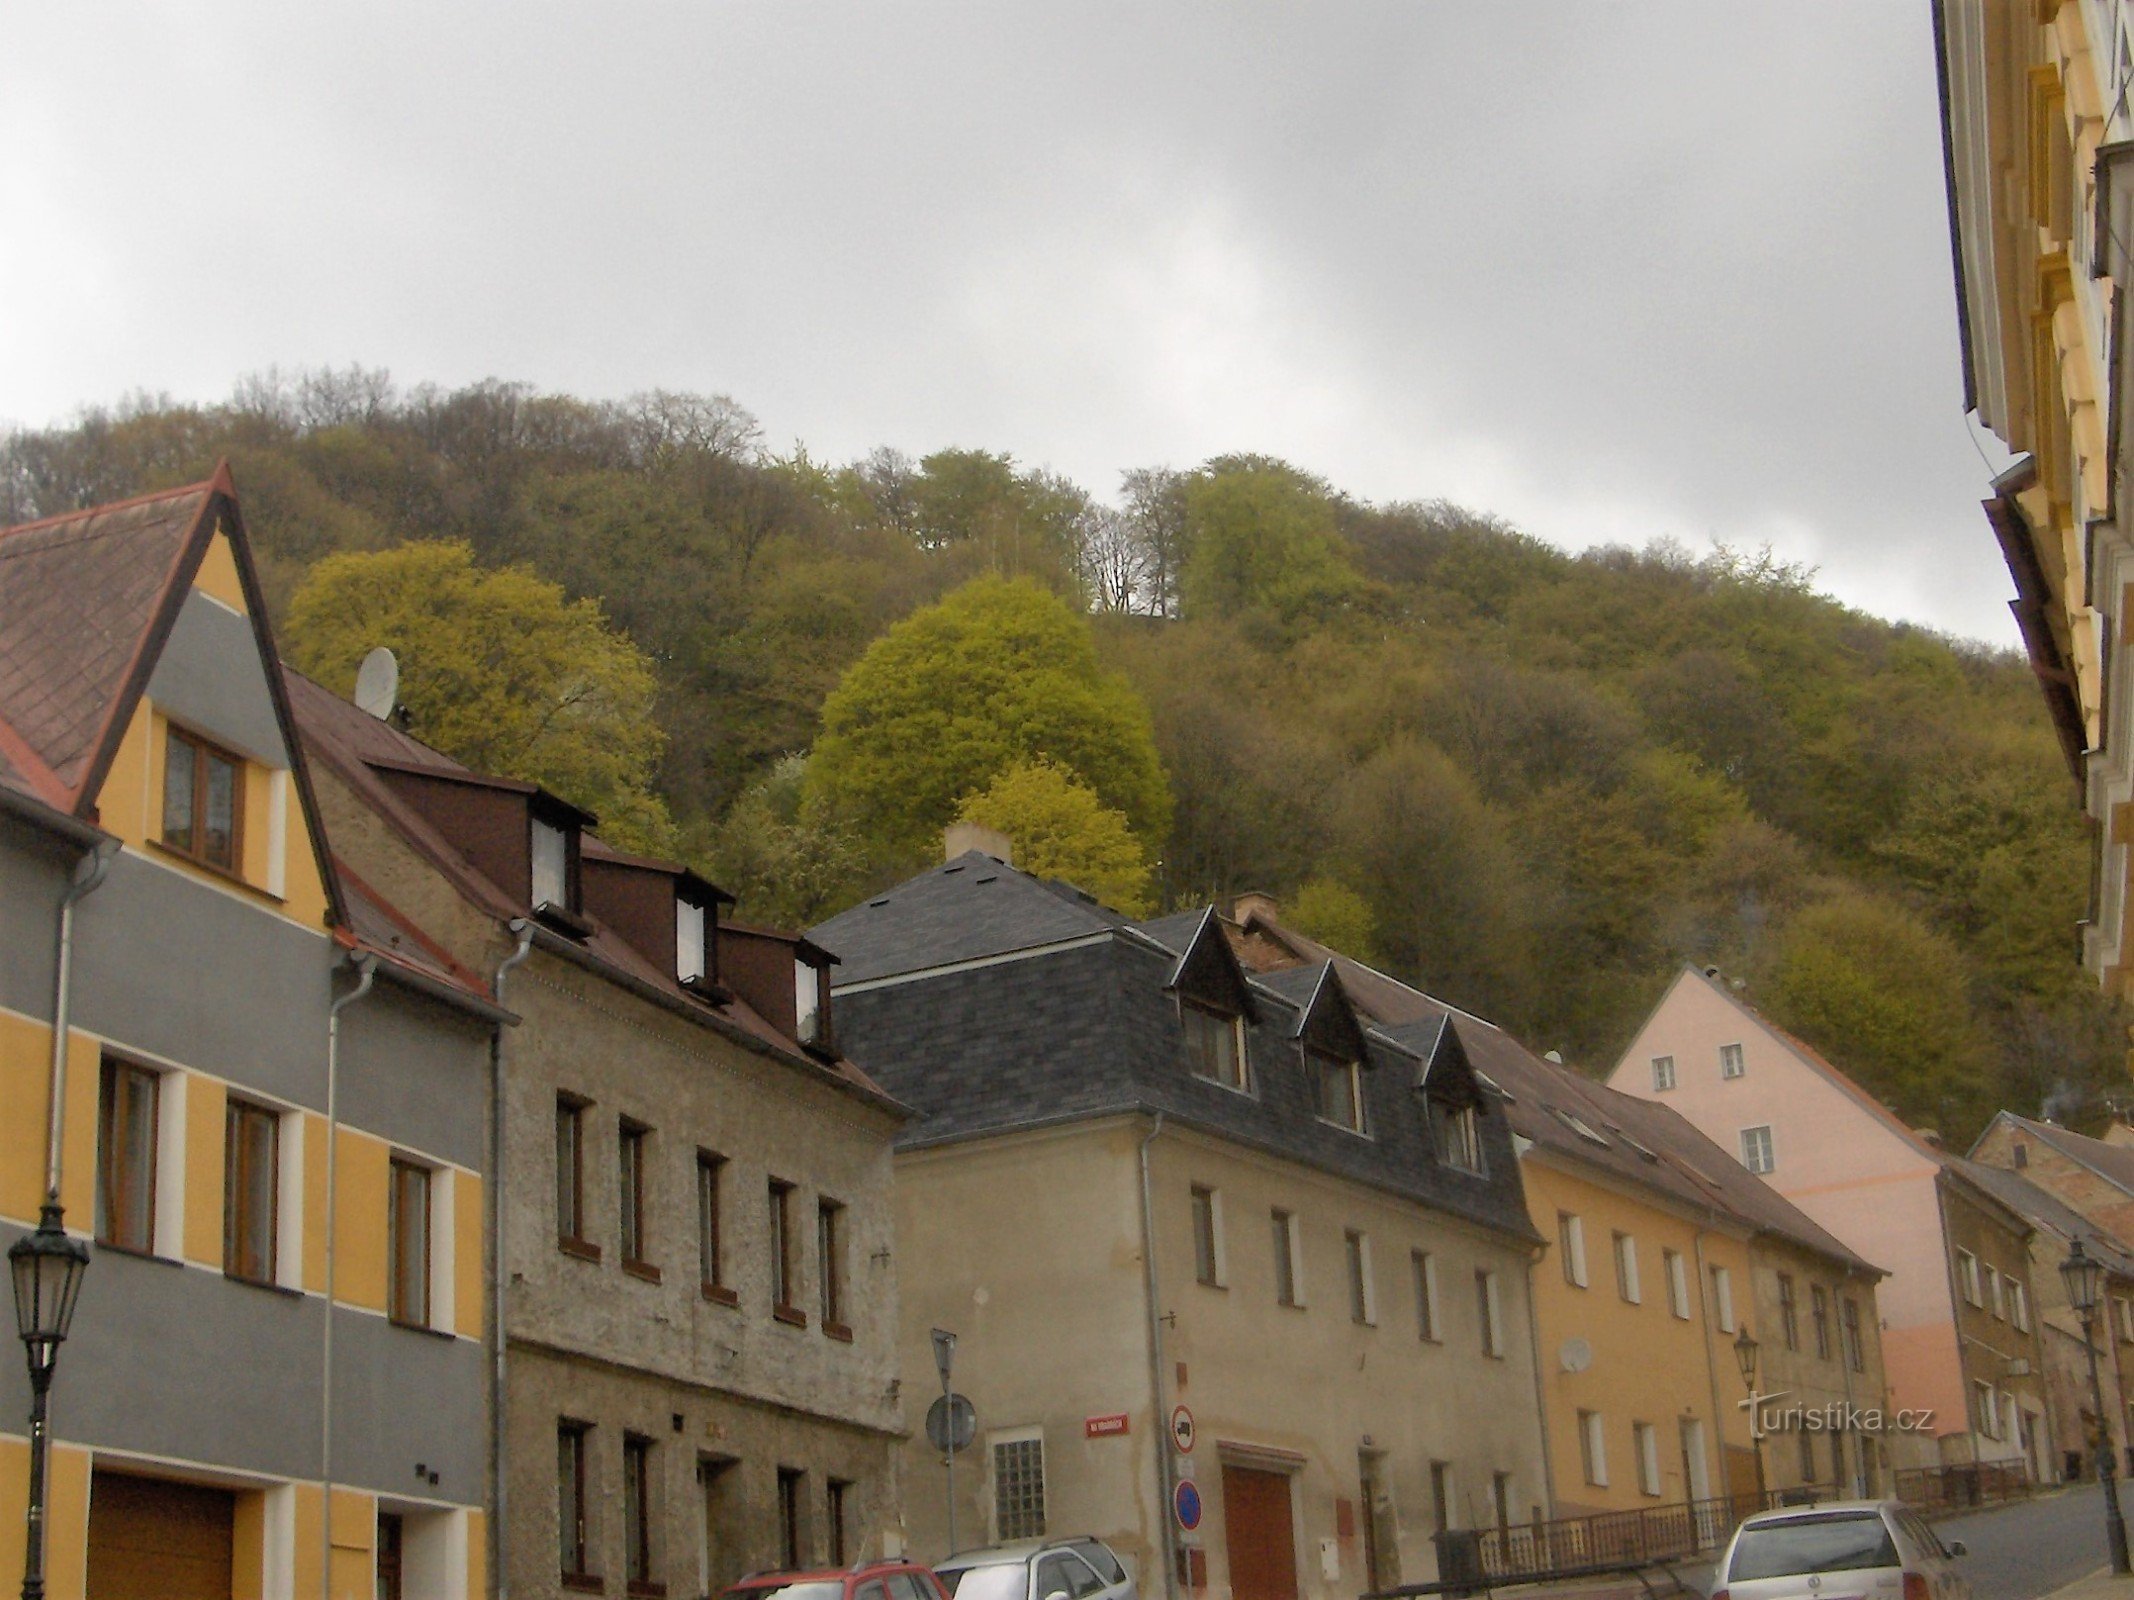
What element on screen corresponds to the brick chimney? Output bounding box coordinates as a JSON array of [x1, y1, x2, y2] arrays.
[[944, 822, 1013, 865], [1232, 890, 1281, 926]]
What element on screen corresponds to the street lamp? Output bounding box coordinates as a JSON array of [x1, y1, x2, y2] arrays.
[[2060, 1239, 2132, 1575], [9, 1201, 91, 1600], [1734, 1325, 1769, 1507]]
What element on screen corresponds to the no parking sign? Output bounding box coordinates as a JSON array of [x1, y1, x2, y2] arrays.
[[1174, 1479, 1203, 1532]]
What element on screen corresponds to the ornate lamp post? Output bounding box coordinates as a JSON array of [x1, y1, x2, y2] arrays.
[[1734, 1325, 1769, 1507], [9, 1201, 91, 1600], [2061, 1239, 2132, 1576]]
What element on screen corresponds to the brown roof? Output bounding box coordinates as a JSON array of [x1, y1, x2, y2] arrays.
[[1230, 913, 1883, 1276], [286, 665, 896, 1109], [1979, 1112, 2134, 1202]]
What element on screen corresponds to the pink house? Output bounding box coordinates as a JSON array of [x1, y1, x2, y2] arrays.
[[1607, 967, 2050, 1478]]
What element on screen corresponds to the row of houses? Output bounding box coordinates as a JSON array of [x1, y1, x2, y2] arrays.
[[0, 475, 2119, 1600]]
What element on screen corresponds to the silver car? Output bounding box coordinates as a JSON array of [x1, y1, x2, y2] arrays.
[[933, 1539, 1137, 1600], [1715, 1501, 1969, 1600]]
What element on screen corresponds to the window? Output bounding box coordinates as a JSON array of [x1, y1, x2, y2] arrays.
[[556, 1094, 591, 1252], [777, 1468, 805, 1568], [1957, 1249, 1982, 1307], [678, 896, 709, 983], [389, 1158, 432, 1327], [161, 724, 242, 872], [1797, 1428, 1816, 1483], [697, 1151, 729, 1300], [1973, 1382, 1998, 1439], [1740, 1125, 1775, 1175], [1429, 1462, 1453, 1534], [827, 1479, 852, 1567], [1437, 1102, 1486, 1174], [2011, 1278, 2030, 1333], [1812, 1285, 1832, 1359], [1578, 1411, 1608, 1487], [992, 1433, 1046, 1541], [1709, 1265, 1736, 1333], [1313, 1050, 1365, 1133], [560, 1422, 593, 1583], [819, 1197, 848, 1333], [532, 817, 570, 910], [1414, 1250, 1440, 1341], [1492, 1472, 1513, 1537], [624, 1435, 654, 1591], [1843, 1297, 1865, 1374], [1651, 1055, 1676, 1092], [1614, 1232, 1641, 1304], [1719, 1043, 1745, 1080], [1558, 1213, 1588, 1288], [1987, 1267, 2006, 1320], [620, 1121, 652, 1272], [1191, 1186, 1223, 1287], [1634, 1422, 1661, 1497], [795, 961, 827, 1049], [1346, 1230, 1375, 1325], [1664, 1249, 1690, 1320], [1478, 1268, 1505, 1358], [770, 1180, 801, 1321], [1272, 1209, 1301, 1307], [1777, 1274, 1798, 1351], [96, 1058, 159, 1252], [223, 1098, 279, 1284], [1182, 1002, 1247, 1091]]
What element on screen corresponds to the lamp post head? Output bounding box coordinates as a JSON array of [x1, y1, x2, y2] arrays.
[[1733, 1323, 1760, 1389], [2064, 1238, 2106, 1320], [8, 1202, 91, 1381]]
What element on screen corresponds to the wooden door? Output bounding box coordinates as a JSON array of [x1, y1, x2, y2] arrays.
[[1220, 1465, 1298, 1600], [86, 1471, 234, 1600]]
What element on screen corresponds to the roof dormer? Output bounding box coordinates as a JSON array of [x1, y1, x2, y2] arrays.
[[719, 923, 842, 1060], [579, 840, 737, 995]]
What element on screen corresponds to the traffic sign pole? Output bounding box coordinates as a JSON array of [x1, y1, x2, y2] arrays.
[[933, 1329, 958, 1555]]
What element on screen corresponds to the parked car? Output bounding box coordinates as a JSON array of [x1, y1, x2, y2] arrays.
[[1713, 1501, 1969, 1600], [723, 1558, 954, 1600], [934, 1538, 1137, 1600]]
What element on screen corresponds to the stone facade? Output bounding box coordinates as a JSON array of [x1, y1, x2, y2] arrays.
[[1749, 1234, 1891, 1499]]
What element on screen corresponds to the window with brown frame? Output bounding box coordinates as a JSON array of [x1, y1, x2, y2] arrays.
[[620, 1120, 654, 1276], [223, 1098, 279, 1284], [819, 1197, 848, 1336], [624, 1433, 657, 1594], [96, 1057, 159, 1253], [698, 1151, 733, 1302], [161, 724, 243, 873], [770, 1179, 803, 1323], [389, 1158, 432, 1327], [777, 1467, 805, 1568], [557, 1094, 594, 1256], [827, 1479, 852, 1567], [560, 1421, 595, 1587]]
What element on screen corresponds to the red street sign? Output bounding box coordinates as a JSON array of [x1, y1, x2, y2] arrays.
[[1084, 1414, 1130, 1438]]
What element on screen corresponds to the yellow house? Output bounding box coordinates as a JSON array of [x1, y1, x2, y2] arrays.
[[0, 474, 505, 1599]]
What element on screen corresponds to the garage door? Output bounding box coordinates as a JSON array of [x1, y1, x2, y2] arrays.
[[1220, 1465, 1298, 1600], [86, 1471, 234, 1600]]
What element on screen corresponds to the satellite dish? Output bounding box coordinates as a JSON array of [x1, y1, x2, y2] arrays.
[[1560, 1337, 1594, 1374], [354, 647, 399, 721]]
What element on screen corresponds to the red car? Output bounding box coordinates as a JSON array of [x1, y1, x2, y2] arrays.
[[723, 1559, 953, 1600]]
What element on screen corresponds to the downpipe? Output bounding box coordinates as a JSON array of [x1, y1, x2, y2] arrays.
[[323, 951, 377, 1599], [490, 920, 533, 1600], [1139, 1112, 1178, 1600], [42, 839, 117, 1199]]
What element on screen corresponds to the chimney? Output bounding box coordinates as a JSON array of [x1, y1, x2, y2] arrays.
[[944, 822, 1012, 865], [1232, 890, 1281, 926]]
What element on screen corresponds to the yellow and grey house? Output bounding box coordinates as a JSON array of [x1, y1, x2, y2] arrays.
[[0, 473, 507, 1599]]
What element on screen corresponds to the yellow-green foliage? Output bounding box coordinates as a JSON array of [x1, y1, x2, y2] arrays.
[[283, 541, 676, 853], [806, 576, 1171, 861], [1287, 878, 1377, 963], [957, 759, 1153, 916]]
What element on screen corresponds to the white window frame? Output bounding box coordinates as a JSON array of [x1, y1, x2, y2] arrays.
[[1183, 1001, 1251, 1093], [1347, 1230, 1376, 1326], [794, 962, 824, 1047], [1710, 1265, 1736, 1334], [2011, 1278, 2030, 1333], [1987, 1268, 2005, 1321], [1414, 1249, 1440, 1342], [1274, 1208, 1304, 1308], [1478, 1268, 1505, 1359], [1719, 1042, 1745, 1080], [1191, 1184, 1227, 1288], [1957, 1249, 1982, 1307], [1579, 1411, 1608, 1487], [1740, 1125, 1775, 1175], [1665, 1249, 1690, 1320], [1634, 1421, 1661, 1497], [1651, 1055, 1676, 1092], [1615, 1232, 1641, 1304], [677, 897, 708, 983], [531, 817, 570, 910], [1559, 1212, 1589, 1289]]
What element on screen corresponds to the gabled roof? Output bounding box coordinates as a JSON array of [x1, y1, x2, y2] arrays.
[[1952, 1154, 2134, 1280], [1164, 905, 1261, 1022], [1975, 1112, 2134, 1203], [0, 469, 344, 925]]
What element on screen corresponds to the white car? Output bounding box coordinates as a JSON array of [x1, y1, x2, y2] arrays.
[[1714, 1501, 1970, 1600], [933, 1539, 1136, 1600]]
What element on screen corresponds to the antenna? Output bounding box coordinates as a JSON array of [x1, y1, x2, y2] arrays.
[[354, 647, 399, 722]]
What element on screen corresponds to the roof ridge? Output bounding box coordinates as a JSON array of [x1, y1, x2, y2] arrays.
[[0, 475, 217, 541]]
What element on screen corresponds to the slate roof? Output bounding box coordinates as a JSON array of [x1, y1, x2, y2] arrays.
[[1952, 1155, 2134, 1280], [1978, 1112, 2134, 1201], [290, 666, 895, 1107], [811, 857, 1540, 1244]]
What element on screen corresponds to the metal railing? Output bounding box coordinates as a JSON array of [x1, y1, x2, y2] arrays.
[[1471, 1491, 1786, 1582], [1893, 1461, 2035, 1515]]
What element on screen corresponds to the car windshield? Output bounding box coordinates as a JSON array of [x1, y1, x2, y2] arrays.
[[1728, 1514, 1900, 1582], [727, 1583, 845, 1600], [939, 1565, 1026, 1600]]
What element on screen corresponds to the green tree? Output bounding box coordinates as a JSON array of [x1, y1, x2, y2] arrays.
[[1287, 878, 1377, 963], [806, 577, 1170, 862], [699, 755, 874, 927], [283, 541, 676, 852], [1180, 459, 1364, 622], [957, 759, 1153, 915]]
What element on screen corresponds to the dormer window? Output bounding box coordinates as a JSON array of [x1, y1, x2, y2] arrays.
[[531, 817, 570, 911], [1312, 1049, 1365, 1133], [1436, 1101, 1486, 1175], [795, 960, 828, 1050], [1183, 1001, 1248, 1091], [677, 897, 708, 984]]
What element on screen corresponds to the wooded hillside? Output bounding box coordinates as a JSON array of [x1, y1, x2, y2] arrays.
[[4, 369, 2116, 1143]]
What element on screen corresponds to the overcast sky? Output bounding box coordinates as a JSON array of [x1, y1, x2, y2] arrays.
[[0, 4, 2019, 642]]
